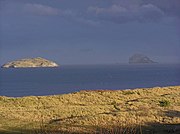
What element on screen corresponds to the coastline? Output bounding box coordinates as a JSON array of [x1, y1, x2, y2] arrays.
[[0, 86, 180, 133]]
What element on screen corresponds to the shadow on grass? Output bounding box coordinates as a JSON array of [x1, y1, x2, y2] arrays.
[[1, 122, 180, 134], [165, 110, 180, 118]]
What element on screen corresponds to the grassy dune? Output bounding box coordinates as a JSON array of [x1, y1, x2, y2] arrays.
[[0, 86, 180, 133]]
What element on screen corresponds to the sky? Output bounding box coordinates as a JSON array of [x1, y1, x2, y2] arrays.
[[0, 0, 180, 65]]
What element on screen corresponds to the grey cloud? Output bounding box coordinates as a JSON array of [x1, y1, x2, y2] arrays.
[[144, 0, 180, 17], [88, 3, 164, 23], [23, 3, 99, 26], [112, 0, 143, 7], [24, 3, 78, 17], [24, 3, 60, 16], [138, 4, 165, 22], [113, 0, 180, 17]]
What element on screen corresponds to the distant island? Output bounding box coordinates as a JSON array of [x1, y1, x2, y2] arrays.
[[1, 57, 59, 68], [129, 54, 156, 64]]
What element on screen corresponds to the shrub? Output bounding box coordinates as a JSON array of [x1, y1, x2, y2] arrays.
[[159, 100, 170, 107], [123, 91, 135, 95]]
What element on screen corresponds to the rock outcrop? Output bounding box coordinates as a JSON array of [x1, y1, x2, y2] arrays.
[[1, 57, 59, 68], [129, 54, 156, 64]]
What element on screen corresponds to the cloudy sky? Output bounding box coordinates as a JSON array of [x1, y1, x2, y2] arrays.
[[0, 0, 180, 65]]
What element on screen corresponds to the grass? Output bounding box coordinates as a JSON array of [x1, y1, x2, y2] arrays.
[[0, 86, 180, 133]]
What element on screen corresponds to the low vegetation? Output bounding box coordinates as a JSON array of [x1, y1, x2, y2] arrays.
[[159, 100, 170, 107], [0, 86, 180, 133]]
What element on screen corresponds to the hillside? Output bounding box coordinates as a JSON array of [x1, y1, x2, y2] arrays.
[[0, 86, 180, 133]]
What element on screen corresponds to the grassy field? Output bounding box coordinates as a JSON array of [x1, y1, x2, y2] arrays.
[[0, 86, 180, 133]]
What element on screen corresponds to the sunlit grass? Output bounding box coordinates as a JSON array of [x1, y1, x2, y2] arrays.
[[0, 86, 180, 133]]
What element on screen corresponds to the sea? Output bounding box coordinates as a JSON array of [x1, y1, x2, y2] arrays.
[[0, 64, 180, 97]]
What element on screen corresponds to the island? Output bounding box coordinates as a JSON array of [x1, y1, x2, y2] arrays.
[[1, 57, 59, 68], [129, 54, 156, 64]]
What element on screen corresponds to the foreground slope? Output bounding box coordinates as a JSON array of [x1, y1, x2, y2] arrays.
[[0, 86, 180, 133]]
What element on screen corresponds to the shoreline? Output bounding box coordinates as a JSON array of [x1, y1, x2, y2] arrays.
[[1, 85, 180, 98]]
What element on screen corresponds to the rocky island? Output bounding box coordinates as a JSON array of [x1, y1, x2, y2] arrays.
[[129, 54, 156, 64], [1, 57, 59, 68]]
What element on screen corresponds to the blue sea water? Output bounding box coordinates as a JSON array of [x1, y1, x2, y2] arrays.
[[0, 64, 180, 97]]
